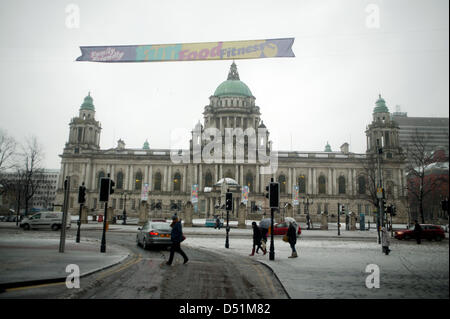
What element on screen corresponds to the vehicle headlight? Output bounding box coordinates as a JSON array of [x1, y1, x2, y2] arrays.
[[396, 232, 403, 235]]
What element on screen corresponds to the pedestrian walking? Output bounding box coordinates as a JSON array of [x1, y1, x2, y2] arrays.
[[250, 222, 266, 256], [286, 221, 298, 258], [166, 214, 189, 265], [413, 220, 422, 245], [381, 226, 391, 255], [215, 216, 221, 230]]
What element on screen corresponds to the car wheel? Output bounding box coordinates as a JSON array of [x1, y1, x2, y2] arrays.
[[136, 236, 140, 246], [435, 236, 442, 242], [23, 224, 30, 230], [51, 224, 59, 231], [142, 239, 147, 250], [404, 235, 410, 240]]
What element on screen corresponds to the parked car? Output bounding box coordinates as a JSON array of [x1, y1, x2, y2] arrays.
[[271, 222, 302, 236], [136, 221, 172, 249], [394, 224, 446, 241], [0, 216, 6, 222], [20, 211, 71, 231]]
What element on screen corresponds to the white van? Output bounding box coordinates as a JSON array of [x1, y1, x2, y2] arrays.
[[20, 211, 71, 231]]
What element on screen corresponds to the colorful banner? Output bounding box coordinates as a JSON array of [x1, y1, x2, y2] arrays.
[[242, 186, 249, 205], [141, 183, 149, 201], [76, 38, 295, 63], [293, 185, 299, 206], [191, 184, 199, 213]]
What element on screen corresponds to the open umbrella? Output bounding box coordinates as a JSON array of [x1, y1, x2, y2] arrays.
[[259, 218, 272, 229], [285, 217, 298, 228]]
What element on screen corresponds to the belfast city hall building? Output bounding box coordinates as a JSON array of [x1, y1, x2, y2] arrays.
[[56, 63, 408, 224]]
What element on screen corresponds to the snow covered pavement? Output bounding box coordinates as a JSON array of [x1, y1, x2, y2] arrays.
[[184, 236, 449, 299]]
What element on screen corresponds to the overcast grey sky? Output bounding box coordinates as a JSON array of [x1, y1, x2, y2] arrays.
[[0, 0, 448, 169]]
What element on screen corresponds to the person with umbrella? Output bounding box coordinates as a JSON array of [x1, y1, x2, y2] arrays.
[[250, 222, 266, 256], [259, 218, 271, 245], [286, 219, 298, 258]]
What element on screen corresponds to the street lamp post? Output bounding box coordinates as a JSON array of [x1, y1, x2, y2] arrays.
[[302, 196, 313, 230], [121, 192, 128, 225]]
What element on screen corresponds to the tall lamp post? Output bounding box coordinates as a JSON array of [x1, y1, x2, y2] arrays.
[[302, 196, 313, 230], [121, 192, 129, 225]]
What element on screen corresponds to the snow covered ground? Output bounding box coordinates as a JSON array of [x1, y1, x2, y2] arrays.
[[183, 236, 449, 299]]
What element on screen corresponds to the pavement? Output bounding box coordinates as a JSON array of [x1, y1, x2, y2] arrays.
[[0, 230, 131, 291]]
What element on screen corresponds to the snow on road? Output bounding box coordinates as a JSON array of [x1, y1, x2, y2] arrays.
[[184, 236, 449, 299]]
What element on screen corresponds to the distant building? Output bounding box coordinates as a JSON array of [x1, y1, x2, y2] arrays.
[[392, 112, 449, 156]]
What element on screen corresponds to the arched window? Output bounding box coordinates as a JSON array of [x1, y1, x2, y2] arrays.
[[116, 171, 124, 189], [154, 172, 162, 191], [205, 171, 213, 187], [318, 176, 326, 194], [278, 175, 286, 194], [97, 171, 105, 189], [298, 176, 306, 194], [173, 172, 181, 192], [135, 171, 143, 190], [246, 172, 253, 192], [358, 176, 366, 195], [338, 176, 346, 194]]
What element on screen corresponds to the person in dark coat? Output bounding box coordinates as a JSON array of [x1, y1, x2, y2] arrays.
[[250, 222, 265, 255], [413, 220, 422, 245], [166, 215, 189, 265], [287, 221, 298, 258]]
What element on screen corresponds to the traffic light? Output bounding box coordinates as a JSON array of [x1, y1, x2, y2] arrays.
[[99, 178, 110, 202], [109, 179, 115, 195], [442, 199, 448, 212], [226, 192, 233, 211], [391, 205, 397, 216], [265, 186, 269, 199], [269, 182, 280, 208], [340, 204, 345, 215], [386, 205, 392, 214], [381, 199, 387, 212], [78, 184, 86, 204]]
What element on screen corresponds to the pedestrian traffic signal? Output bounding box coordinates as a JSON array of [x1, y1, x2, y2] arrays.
[[78, 183, 86, 204], [226, 192, 233, 211], [109, 179, 115, 195], [269, 182, 279, 208]]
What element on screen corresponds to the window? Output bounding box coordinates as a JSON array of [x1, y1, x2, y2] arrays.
[[205, 171, 213, 187], [98, 171, 105, 189], [318, 176, 326, 194], [154, 172, 162, 191], [135, 171, 143, 190], [246, 172, 253, 192], [358, 176, 366, 195], [317, 203, 322, 213], [298, 176, 306, 193], [278, 175, 286, 194], [338, 176, 346, 194], [116, 171, 124, 189], [173, 172, 181, 192]]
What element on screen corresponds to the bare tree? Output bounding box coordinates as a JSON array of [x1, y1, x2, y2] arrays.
[[406, 129, 445, 224], [359, 153, 380, 208], [0, 129, 17, 173], [20, 136, 45, 216]]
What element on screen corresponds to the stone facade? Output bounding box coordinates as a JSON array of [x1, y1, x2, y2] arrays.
[[56, 63, 408, 224]]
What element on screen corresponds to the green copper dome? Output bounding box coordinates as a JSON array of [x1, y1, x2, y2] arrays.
[[143, 139, 150, 150], [373, 94, 389, 113], [80, 92, 95, 111], [324, 142, 332, 152], [214, 62, 253, 97]]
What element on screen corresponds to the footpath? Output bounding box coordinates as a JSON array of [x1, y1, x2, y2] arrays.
[[0, 230, 130, 291]]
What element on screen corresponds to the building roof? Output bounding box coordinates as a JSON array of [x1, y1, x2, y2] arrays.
[[214, 62, 253, 97], [80, 92, 95, 111]]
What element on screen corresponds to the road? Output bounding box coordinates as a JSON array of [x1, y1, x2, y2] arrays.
[[0, 228, 288, 299]]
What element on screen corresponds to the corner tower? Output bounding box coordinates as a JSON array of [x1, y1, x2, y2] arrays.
[[64, 92, 102, 154], [365, 94, 402, 159]]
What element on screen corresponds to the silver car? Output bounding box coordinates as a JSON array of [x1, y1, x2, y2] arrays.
[[136, 221, 172, 249]]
